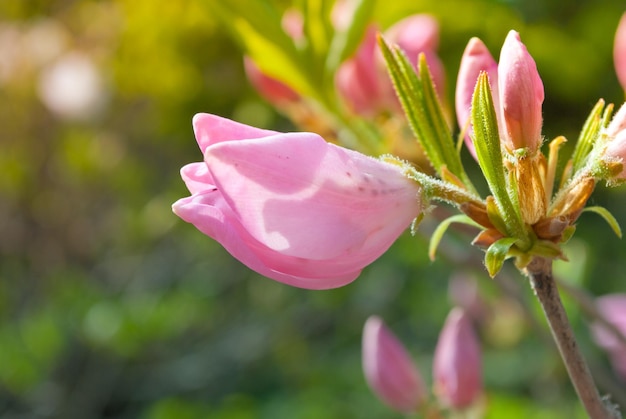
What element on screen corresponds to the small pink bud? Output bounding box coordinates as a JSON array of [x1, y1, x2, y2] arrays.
[[498, 30, 544, 152], [433, 308, 482, 409], [614, 13, 626, 92], [590, 294, 626, 381], [604, 103, 626, 179], [336, 14, 446, 116], [362, 316, 427, 413], [384, 14, 446, 100], [335, 26, 384, 116], [455, 37, 499, 159], [172, 114, 423, 289], [281, 8, 304, 41], [243, 57, 300, 106]]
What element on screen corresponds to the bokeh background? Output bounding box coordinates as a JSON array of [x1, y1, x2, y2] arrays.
[[1, 0, 625, 418]]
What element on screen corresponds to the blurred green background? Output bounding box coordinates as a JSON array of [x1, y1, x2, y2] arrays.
[[1, 0, 625, 418]]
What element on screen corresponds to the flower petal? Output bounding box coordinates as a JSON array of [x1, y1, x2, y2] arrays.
[[205, 132, 420, 261], [192, 113, 277, 153], [172, 191, 361, 289]]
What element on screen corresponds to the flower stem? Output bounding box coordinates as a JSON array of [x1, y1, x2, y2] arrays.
[[525, 257, 618, 419]]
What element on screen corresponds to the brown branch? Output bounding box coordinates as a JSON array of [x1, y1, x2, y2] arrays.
[[526, 257, 619, 419]]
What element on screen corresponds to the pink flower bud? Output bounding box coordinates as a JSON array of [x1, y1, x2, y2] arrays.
[[362, 316, 426, 413], [335, 26, 384, 116], [384, 14, 446, 101], [614, 13, 626, 92], [498, 30, 544, 152], [590, 294, 626, 381], [433, 308, 482, 408], [243, 57, 300, 106], [172, 114, 423, 289], [455, 37, 499, 159], [604, 103, 626, 179], [336, 14, 446, 115]]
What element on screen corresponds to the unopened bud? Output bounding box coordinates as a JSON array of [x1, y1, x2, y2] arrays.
[[498, 31, 544, 153], [362, 316, 426, 413], [456, 37, 499, 159], [243, 57, 300, 106], [433, 308, 482, 409]]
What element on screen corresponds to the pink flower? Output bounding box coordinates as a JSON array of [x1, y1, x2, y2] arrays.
[[455, 37, 499, 159], [498, 30, 544, 152], [172, 114, 422, 290], [362, 316, 427, 413], [243, 8, 303, 106], [615, 13, 626, 92], [335, 25, 384, 116], [433, 308, 482, 408], [385, 14, 445, 95], [336, 14, 446, 116], [591, 294, 626, 381], [243, 57, 300, 106], [603, 103, 626, 179], [456, 31, 544, 155]]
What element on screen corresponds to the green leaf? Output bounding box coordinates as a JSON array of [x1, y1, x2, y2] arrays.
[[301, 0, 334, 80], [471, 73, 525, 239], [325, 0, 375, 73], [582, 206, 622, 238], [428, 214, 482, 260], [485, 237, 518, 277], [378, 37, 475, 194], [210, 1, 316, 98], [571, 99, 605, 174]]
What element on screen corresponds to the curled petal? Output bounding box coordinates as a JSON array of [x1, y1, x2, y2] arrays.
[[192, 112, 277, 152], [498, 30, 544, 152], [362, 316, 426, 413]]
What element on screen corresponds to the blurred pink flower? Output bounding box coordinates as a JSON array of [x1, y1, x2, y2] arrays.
[[336, 14, 446, 116], [172, 114, 422, 289], [591, 294, 626, 381], [615, 13, 626, 92], [243, 57, 300, 106], [455, 37, 499, 159], [433, 307, 482, 408], [498, 30, 544, 153], [362, 316, 427, 413], [335, 25, 383, 116]]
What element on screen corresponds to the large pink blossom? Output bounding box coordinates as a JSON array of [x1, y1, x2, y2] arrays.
[[172, 113, 422, 289], [362, 316, 426, 413], [433, 307, 482, 408]]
